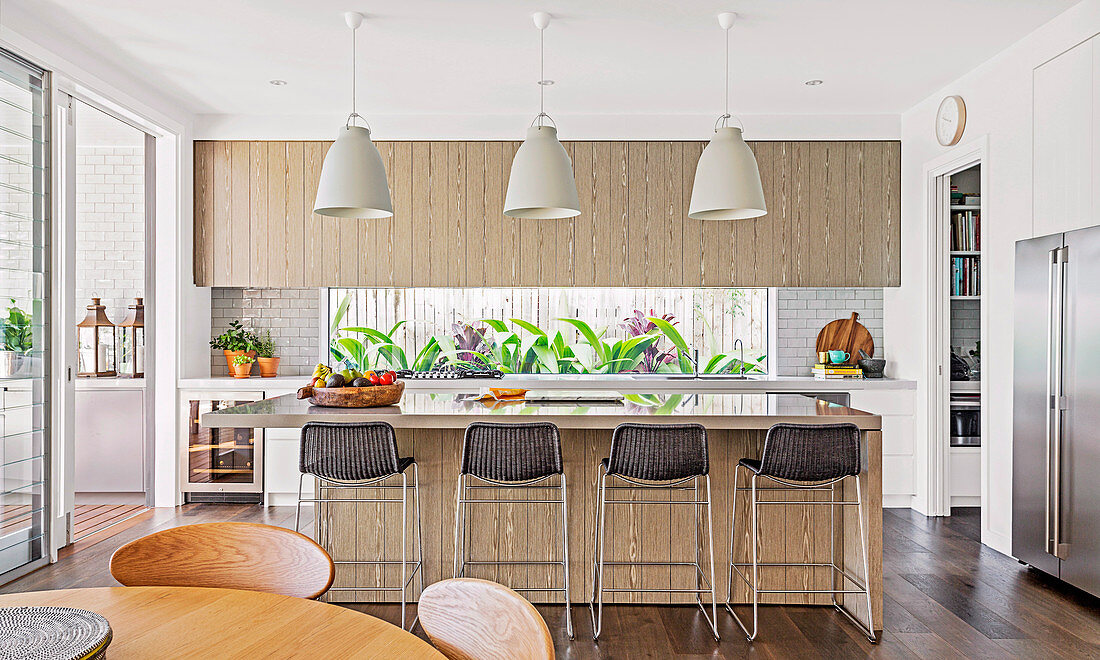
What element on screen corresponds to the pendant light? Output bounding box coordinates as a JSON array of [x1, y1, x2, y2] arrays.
[[503, 11, 580, 219], [688, 12, 767, 221], [313, 12, 393, 219]]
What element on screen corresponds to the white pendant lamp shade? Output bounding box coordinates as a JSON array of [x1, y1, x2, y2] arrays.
[[688, 12, 766, 221], [313, 11, 393, 219], [688, 127, 766, 220], [504, 11, 580, 219], [504, 125, 580, 219], [314, 125, 393, 218]]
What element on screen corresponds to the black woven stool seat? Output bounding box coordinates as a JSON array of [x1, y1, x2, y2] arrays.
[[606, 423, 708, 481], [299, 421, 413, 481], [752, 423, 861, 482], [460, 422, 563, 482]]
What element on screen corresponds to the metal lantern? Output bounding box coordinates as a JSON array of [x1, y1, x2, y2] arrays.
[[116, 297, 145, 378], [77, 297, 116, 377]]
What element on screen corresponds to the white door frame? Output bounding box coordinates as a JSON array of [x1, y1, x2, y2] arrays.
[[48, 91, 76, 558], [921, 136, 989, 519]]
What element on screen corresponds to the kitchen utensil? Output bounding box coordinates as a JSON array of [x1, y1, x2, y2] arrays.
[[858, 358, 886, 378], [828, 350, 850, 364], [815, 313, 874, 365], [859, 349, 871, 360], [297, 380, 405, 407]]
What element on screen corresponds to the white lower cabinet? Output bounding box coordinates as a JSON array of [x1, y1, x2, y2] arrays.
[[75, 388, 145, 495]]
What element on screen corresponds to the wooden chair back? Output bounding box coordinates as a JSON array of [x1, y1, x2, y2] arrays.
[[418, 578, 554, 660], [109, 522, 335, 599]]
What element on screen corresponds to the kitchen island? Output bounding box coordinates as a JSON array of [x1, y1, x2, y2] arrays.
[[203, 391, 882, 634]]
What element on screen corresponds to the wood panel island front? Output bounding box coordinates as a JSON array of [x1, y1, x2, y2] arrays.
[[203, 391, 882, 636]]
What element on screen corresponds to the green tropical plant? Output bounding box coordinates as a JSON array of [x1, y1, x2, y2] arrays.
[[558, 318, 660, 373], [1, 300, 32, 353], [324, 298, 767, 376]]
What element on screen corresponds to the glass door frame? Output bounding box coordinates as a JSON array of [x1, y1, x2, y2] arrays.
[[0, 50, 53, 582]]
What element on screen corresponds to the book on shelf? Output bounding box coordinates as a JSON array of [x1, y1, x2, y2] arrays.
[[812, 364, 864, 380], [950, 210, 980, 251], [951, 256, 981, 296]]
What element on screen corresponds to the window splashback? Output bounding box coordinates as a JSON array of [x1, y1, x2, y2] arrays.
[[328, 287, 768, 375]]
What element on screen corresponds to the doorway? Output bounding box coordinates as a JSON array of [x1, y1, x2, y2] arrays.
[[60, 98, 154, 547], [922, 139, 989, 543]]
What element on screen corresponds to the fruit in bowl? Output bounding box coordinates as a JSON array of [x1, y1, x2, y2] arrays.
[[309, 364, 398, 389]]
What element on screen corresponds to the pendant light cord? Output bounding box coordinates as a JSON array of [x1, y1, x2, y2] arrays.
[[723, 25, 729, 122], [346, 20, 368, 130], [714, 22, 742, 133], [540, 26, 545, 120]]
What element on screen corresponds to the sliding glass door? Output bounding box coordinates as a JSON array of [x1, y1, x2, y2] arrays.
[[0, 50, 50, 579]]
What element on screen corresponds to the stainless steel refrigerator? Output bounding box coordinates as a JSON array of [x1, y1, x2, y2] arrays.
[[1013, 226, 1100, 597]]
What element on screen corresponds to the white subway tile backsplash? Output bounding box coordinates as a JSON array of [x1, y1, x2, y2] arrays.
[[211, 288, 320, 376], [776, 288, 884, 376]]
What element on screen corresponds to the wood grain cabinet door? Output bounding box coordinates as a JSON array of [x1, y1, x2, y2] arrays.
[[193, 140, 900, 288]]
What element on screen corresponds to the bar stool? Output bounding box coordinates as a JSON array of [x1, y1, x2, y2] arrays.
[[589, 423, 720, 641], [453, 421, 573, 639], [295, 421, 423, 631], [726, 422, 875, 642]]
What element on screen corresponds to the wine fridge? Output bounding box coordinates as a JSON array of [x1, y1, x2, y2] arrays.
[[180, 391, 263, 502]]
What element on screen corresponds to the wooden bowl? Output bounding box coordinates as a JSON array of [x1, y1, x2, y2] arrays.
[[296, 380, 405, 408]]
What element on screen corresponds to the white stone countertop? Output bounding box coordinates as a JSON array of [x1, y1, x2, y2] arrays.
[[179, 374, 916, 393]]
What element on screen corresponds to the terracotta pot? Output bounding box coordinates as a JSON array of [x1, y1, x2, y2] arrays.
[[223, 349, 256, 371], [229, 361, 253, 378], [256, 356, 280, 378]]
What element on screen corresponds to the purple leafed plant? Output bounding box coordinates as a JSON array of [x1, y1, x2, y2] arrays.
[[452, 322, 490, 366], [620, 309, 677, 373]]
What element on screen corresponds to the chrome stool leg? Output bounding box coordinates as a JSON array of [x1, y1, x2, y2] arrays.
[[590, 469, 720, 642], [725, 472, 877, 643], [588, 469, 608, 640], [560, 473, 574, 640], [452, 473, 573, 639]]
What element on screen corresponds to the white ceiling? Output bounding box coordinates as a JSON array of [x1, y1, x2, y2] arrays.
[[9, 0, 1080, 119]]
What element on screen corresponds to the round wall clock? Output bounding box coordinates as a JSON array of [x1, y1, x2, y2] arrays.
[[936, 95, 966, 146]]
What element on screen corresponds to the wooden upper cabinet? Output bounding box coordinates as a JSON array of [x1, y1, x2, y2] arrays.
[[193, 140, 900, 288]]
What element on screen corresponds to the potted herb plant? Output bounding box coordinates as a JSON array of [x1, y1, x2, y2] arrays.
[[230, 353, 255, 378], [210, 320, 258, 371], [0, 299, 32, 378], [254, 330, 280, 378]]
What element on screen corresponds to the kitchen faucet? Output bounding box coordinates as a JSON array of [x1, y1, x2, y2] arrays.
[[733, 339, 745, 376]]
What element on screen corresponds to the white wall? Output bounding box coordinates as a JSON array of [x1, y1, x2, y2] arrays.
[[890, 0, 1100, 554]]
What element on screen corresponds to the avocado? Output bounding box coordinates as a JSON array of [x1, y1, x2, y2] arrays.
[[351, 377, 371, 388], [325, 373, 346, 388]]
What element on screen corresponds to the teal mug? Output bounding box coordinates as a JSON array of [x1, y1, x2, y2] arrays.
[[828, 350, 850, 364]]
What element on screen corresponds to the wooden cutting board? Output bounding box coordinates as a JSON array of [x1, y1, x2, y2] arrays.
[[815, 312, 874, 365]]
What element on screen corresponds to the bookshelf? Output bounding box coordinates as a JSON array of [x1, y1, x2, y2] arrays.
[[947, 164, 981, 507]]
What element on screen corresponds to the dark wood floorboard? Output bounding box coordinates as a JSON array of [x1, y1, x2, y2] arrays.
[[3, 506, 1098, 658]]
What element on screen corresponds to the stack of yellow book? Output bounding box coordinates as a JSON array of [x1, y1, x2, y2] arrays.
[[812, 363, 864, 380]]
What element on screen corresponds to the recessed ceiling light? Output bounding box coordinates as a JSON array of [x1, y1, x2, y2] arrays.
[[269, 79, 287, 86], [804, 79, 823, 86]]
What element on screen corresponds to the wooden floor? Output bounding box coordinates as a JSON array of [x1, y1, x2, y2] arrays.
[[73, 504, 148, 542], [3, 505, 1098, 658]]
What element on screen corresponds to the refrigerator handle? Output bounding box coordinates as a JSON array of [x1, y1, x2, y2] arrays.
[[1047, 246, 1069, 559]]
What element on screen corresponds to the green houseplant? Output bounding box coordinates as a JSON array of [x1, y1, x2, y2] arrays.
[[254, 330, 280, 378], [0, 299, 32, 378], [230, 353, 255, 378], [210, 320, 258, 372]]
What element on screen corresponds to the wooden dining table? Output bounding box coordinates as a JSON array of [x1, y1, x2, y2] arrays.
[[0, 586, 444, 658]]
